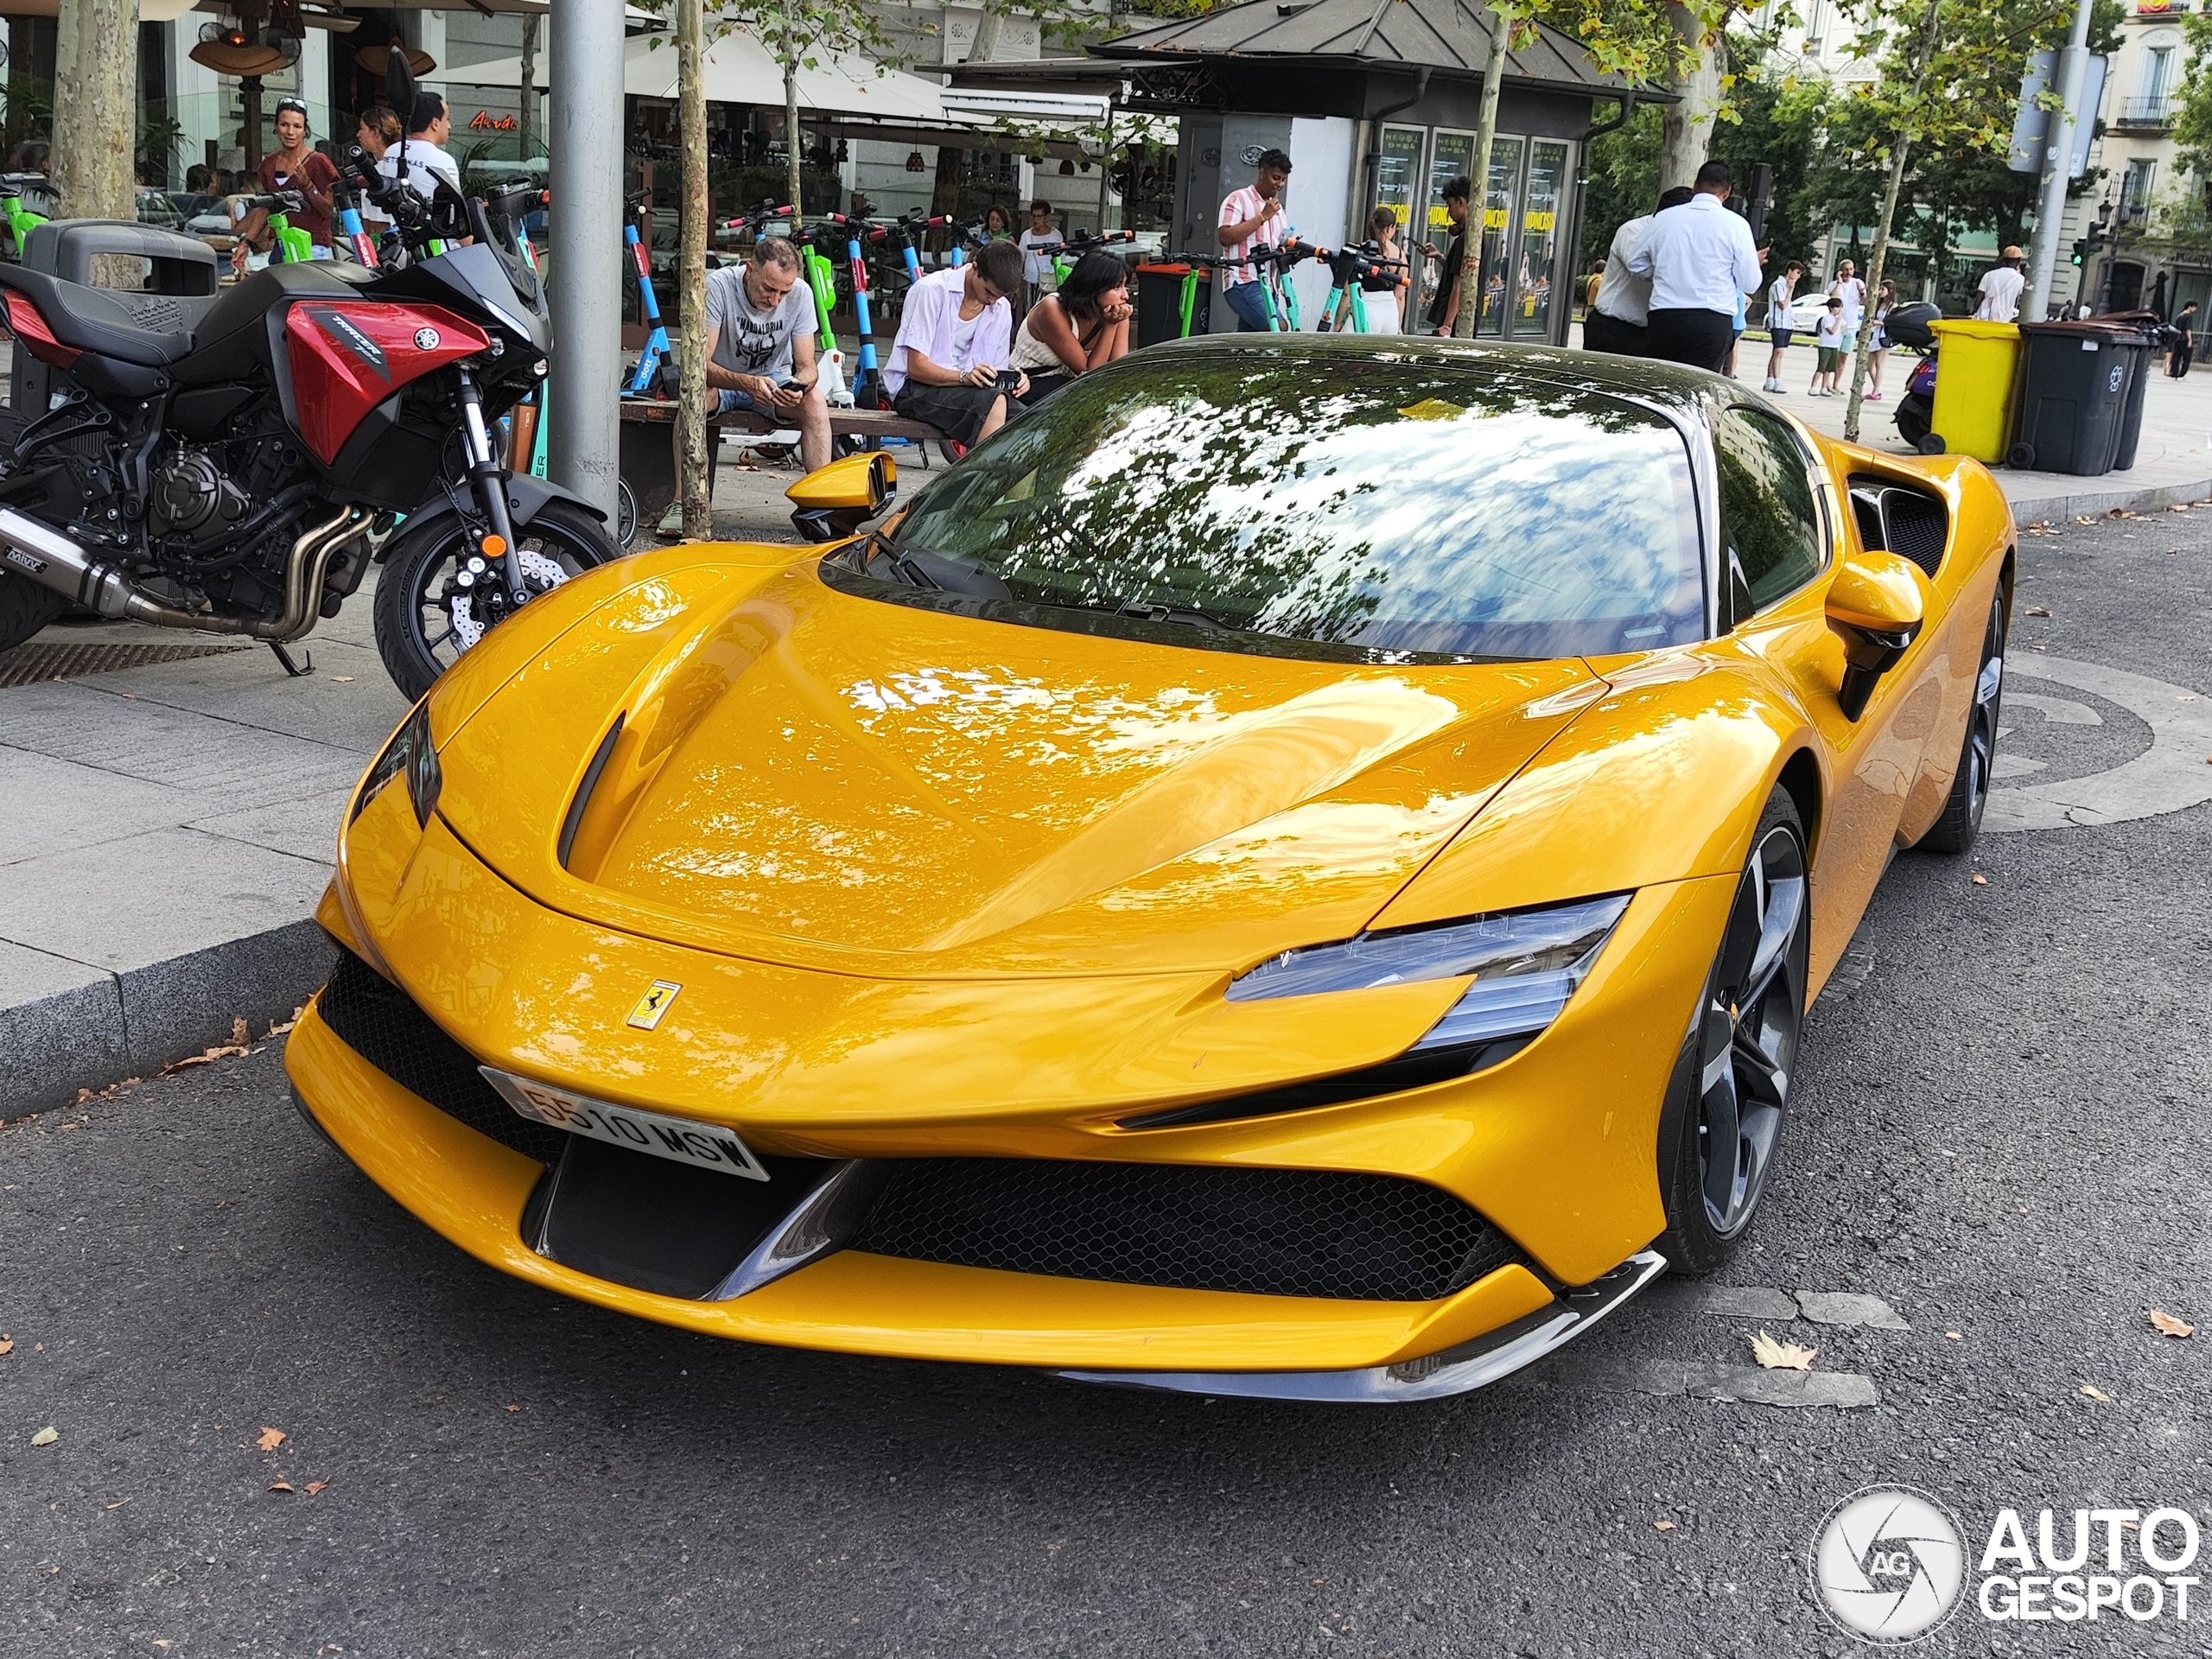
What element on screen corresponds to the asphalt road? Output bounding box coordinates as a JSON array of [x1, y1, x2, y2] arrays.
[[3, 510, 2209, 1659]]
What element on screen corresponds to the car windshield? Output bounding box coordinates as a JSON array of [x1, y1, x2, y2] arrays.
[[879, 352, 1707, 662]]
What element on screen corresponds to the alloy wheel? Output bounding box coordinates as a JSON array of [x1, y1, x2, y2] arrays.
[[1695, 821, 1808, 1237], [1960, 600, 2006, 826]]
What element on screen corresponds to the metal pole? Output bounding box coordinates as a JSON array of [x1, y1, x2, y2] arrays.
[[2023, 0, 2094, 323], [549, 0, 625, 523]]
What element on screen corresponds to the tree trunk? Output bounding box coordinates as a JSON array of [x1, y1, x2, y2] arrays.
[[1452, 4, 1510, 340], [677, 0, 712, 540], [1659, 4, 1722, 192], [783, 57, 804, 214], [518, 13, 538, 160], [1844, 0, 1945, 442], [53, 0, 138, 225]]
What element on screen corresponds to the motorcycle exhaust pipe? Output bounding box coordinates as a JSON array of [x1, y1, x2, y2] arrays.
[[0, 505, 367, 641]]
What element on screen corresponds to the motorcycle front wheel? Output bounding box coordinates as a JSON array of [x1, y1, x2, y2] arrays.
[[372, 499, 620, 701]]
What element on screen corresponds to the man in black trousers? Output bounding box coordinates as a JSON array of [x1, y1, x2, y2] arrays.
[[1628, 161, 1764, 373]]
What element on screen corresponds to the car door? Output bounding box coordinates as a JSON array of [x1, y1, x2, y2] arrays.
[[1709, 403, 1946, 982]]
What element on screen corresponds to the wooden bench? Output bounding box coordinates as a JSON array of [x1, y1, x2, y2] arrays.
[[617, 399, 947, 531]]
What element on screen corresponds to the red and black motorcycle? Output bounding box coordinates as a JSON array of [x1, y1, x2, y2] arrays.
[[0, 159, 620, 699]]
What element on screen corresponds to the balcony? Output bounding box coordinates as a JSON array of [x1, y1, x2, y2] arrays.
[[2115, 95, 2173, 129]]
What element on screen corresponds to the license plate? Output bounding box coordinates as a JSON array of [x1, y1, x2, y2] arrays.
[[479, 1068, 770, 1181]]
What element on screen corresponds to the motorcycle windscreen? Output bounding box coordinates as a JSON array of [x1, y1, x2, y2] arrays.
[[285, 301, 488, 465]]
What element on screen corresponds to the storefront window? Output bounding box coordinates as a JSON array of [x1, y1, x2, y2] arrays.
[[1376, 126, 1426, 237], [1477, 137, 1522, 337], [1516, 140, 1568, 340]]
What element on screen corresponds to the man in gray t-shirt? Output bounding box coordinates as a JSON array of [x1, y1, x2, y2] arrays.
[[702, 238, 828, 470]]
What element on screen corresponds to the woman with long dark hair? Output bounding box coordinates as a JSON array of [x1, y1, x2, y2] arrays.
[[1008, 249, 1132, 403]]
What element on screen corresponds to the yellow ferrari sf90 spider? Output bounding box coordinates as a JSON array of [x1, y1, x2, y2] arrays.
[[289, 337, 2012, 1402]]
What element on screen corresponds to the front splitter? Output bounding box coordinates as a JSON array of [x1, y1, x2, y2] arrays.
[[1054, 1249, 1668, 1403]]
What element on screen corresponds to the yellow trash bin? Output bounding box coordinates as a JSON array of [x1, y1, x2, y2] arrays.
[[1924, 319, 2024, 464]]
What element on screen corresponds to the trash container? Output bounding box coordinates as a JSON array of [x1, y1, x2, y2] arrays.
[[1135, 264, 1205, 348], [1923, 319, 2022, 464], [2101, 310, 2168, 471], [2007, 320, 2143, 475]]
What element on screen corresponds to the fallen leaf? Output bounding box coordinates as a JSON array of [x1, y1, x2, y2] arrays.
[[74, 1089, 92, 1105], [2149, 1310, 2195, 1338], [1654, 1518, 1676, 1531], [2024, 605, 2053, 617], [255, 1427, 286, 1452], [1750, 1330, 1819, 1370], [1944, 1331, 1962, 1340], [230, 1015, 250, 1046], [329, 675, 354, 683], [105, 1499, 128, 1510], [305, 1480, 328, 1496], [2081, 1383, 2113, 1402], [29, 1427, 58, 1446], [2170, 504, 2191, 512], [160, 1043, 251, 1075], [267, 1482, 295, 1493], [0, 1337, 11, 1355], [504, 1404, 522, 1413], [1971, 874, 1988, 885]]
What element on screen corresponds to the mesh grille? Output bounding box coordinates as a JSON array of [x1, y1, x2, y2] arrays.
[[850, 1159, 1522, 1301], [0, 640, 251, 688], [315, 948, 567, 1166], [1849, 476, 1948, 579]]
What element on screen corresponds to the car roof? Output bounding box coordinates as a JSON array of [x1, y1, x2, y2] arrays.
[[1135, 332, 1725, 423]]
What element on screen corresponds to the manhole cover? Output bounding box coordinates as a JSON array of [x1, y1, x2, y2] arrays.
[[0, 639, 252, 688]]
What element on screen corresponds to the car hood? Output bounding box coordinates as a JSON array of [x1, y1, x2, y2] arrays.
[[432, 557, 1601, 978]]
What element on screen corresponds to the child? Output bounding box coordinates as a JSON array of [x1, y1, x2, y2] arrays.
[[1810, 296, 1845, 397], [1764, 258, 1802, 392]]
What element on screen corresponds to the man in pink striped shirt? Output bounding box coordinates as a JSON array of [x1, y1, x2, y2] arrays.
[[1217, 148, 1293, 332]]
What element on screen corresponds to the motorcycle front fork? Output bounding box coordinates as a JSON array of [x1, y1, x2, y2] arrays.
[[455, 368, 526, 606]]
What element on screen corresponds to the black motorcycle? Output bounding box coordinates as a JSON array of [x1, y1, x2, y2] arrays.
[[0, 156, 620, 699]]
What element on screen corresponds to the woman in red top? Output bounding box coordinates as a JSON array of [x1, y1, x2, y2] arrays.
[[230, 98, 340, 272]]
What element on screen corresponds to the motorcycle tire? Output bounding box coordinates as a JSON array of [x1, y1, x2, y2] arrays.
[[1894, 391, 1933, 447], [0, 569, 67, 655], [373, 499, 621, 702]]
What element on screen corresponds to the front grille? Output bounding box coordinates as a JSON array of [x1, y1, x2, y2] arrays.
[[315, 947, 567, 1166], [850, 1159, 1523, 1301]]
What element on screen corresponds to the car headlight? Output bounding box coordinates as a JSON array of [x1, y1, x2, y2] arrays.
[[352, 701, 442, 829], [1225, 893, 1631, 1052]]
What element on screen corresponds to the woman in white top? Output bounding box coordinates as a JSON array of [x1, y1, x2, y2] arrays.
[[1008, 250, 1133, 404]]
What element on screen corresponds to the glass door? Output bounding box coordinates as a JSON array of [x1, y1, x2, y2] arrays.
[[1421, 130, 1475, 323], [1475, 136, 1524, 337], [1513, 140, 1571, 341], [1375, 125, 1427, 239]]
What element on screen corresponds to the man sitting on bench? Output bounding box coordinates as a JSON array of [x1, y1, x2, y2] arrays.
[[884, 239, 1029, 450], [703, 237, 830, 472]]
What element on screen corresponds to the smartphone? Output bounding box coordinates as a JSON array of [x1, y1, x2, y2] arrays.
[[778, 379, 807, 393], [993, 369, 1023, 394]]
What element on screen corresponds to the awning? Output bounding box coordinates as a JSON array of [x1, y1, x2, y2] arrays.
[[448, 30, 950, 124]]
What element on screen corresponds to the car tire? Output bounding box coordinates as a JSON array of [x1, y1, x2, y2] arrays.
[[1656, 785, 1810, 1276], [373, 499, 620, 702], [1914, 585, 2008, 855]]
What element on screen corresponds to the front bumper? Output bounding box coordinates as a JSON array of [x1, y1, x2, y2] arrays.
[[287, 1001, 1580, 1386]]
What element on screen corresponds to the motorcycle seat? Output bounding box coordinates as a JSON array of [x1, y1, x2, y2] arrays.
[[0, 264, 195, 367]]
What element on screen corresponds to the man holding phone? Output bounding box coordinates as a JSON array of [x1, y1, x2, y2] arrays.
[[885, 239, 1030, 448], [702, 237, 830, 471]]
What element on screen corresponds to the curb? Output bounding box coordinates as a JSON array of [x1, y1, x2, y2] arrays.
[[2006, 473, 2212, 524], [1, 922, 334, 1116]]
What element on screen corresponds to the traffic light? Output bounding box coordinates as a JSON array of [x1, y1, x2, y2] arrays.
[[2071, 238, 2087, 265]]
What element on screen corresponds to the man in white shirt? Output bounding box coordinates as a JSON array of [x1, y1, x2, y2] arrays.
[[1583, 185, 1693, 356], [1975, 246, 2026, 321], [1018, 199, 1064, 304], [1628, 160, 1764, 372], [1217, 148, 1292, 332], [1763, 257, 1804, 391], [1828, 257, 1866, 356], [378, 92, 461, 205]]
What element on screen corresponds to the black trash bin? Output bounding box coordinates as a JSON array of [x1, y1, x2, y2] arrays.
[[1135, 263, 1205, 348], [2103, 310, 2169, 471], [2006, 320, 2140, 475]]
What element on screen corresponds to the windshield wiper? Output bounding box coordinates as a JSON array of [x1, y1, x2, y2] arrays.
[[1111, 599, 1243, 632]]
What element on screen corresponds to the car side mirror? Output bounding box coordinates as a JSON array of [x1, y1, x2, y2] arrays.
[[1825, 550, 1926, 721], [785, 451, 894, 543]]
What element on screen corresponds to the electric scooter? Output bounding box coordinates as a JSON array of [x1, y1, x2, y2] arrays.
[[1315, 244, 1408, 334], [621, 194, 672, 398]]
